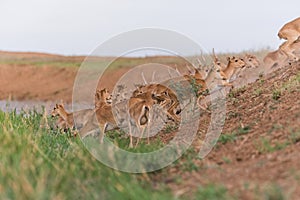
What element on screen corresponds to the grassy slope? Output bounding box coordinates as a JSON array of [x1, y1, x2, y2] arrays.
[[0, 110, 174, 200], [0, 110, 233, 200]]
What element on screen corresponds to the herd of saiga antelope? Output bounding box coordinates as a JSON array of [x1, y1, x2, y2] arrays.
[[51, 17, 300, 148]]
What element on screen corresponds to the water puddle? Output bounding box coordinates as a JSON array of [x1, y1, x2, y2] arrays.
[[0, 100, 89, 114]]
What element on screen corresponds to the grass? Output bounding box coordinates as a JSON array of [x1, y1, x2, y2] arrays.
[[228, 86, 246, 99], [227, 111, 241, 120], [0, 109, 237, 199], [257, 126, 300, 154], [0, 110, 173, 200], [172, 148, 201, 172], [262, 184, 286, 200], [0, 59, 83, 68], [164, 124, 179, 134], [0, 53, 187, 70], [288, 127, 300, 144], [105, 129, 165, 153], [218, 126, 251, 145], [272, 90, 281, 100], [195, 185, 232, 200], [254, 88, 263, 96], [271, 71, 300, 101], [218, 134, 237, 144], [280, 72, 300, 92], [255, 137, 290, 153], [255, 137, 292, 153]]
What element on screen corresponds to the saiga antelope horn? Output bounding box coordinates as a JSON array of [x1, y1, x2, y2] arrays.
[[174, 64, 181, 76], [200, 50, 207, 64], [141, 72, 148, 85], [196, 58, 203, 70], [212, 48, 217, 60], [167, 68, 173, 78], [185, 64, 194, 74], [151, 71, 156, 83]]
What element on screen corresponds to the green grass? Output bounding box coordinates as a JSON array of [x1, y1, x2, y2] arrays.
[[257, 126, 300, 154], [254, 88, 263, 96], [272, 90, 281, 100], [195, 185, 232, 200], [280, 72, 300, 92], [0, 59, 83, 68], [288, 127, 300, 144], [0, 110, 236, 199], [172, 148, 201, 172], [0, 110, 173, 200], [255, 137, 290, 153], [0, 54, 187, 69], [105, 129, 165, 153], [218, 126, 251, 145], [272, 71, 300, 101], [218, 133, 237, 144], [228, 86, 246, 99], [164, 124, 178, 134], [262, 184, 286, 200]]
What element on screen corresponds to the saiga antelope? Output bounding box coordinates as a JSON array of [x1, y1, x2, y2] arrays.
[[278, 17, 300, 60], [79, 88, 118, 143]]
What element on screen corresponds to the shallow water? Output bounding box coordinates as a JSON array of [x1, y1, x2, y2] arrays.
[[0, 100, 86, 114], [0, 100, 50, 113]]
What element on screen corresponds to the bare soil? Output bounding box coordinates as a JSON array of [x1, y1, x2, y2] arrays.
[[153, 62, 300, 199]]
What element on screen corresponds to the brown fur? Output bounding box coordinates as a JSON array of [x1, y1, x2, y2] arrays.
[[51, 104, 74, 130], [51, 103, 94, 137], [244, 54, 260, 68], [220, 56, 246, 85], [128, 93, 155, 147], [212, 49, 227, 71], [263, 48, 288, 71], [80, 88, 117, 143], [95, 88, 112, 108], [278, 17, 300, 60], [284, 40, 300, 57], [133, 84, 180, 122]]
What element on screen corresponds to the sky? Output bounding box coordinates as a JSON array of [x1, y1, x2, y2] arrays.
[[1, 0, 300, 56]]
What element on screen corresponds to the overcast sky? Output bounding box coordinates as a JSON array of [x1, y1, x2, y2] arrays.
[[1, 0, 300, 56]]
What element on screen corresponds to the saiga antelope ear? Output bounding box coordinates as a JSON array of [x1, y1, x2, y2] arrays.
[[226, 57, 230, 62], [100, 89, 105, 97], [95, 92, 100, 100], [103, 88, 109, 93]]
